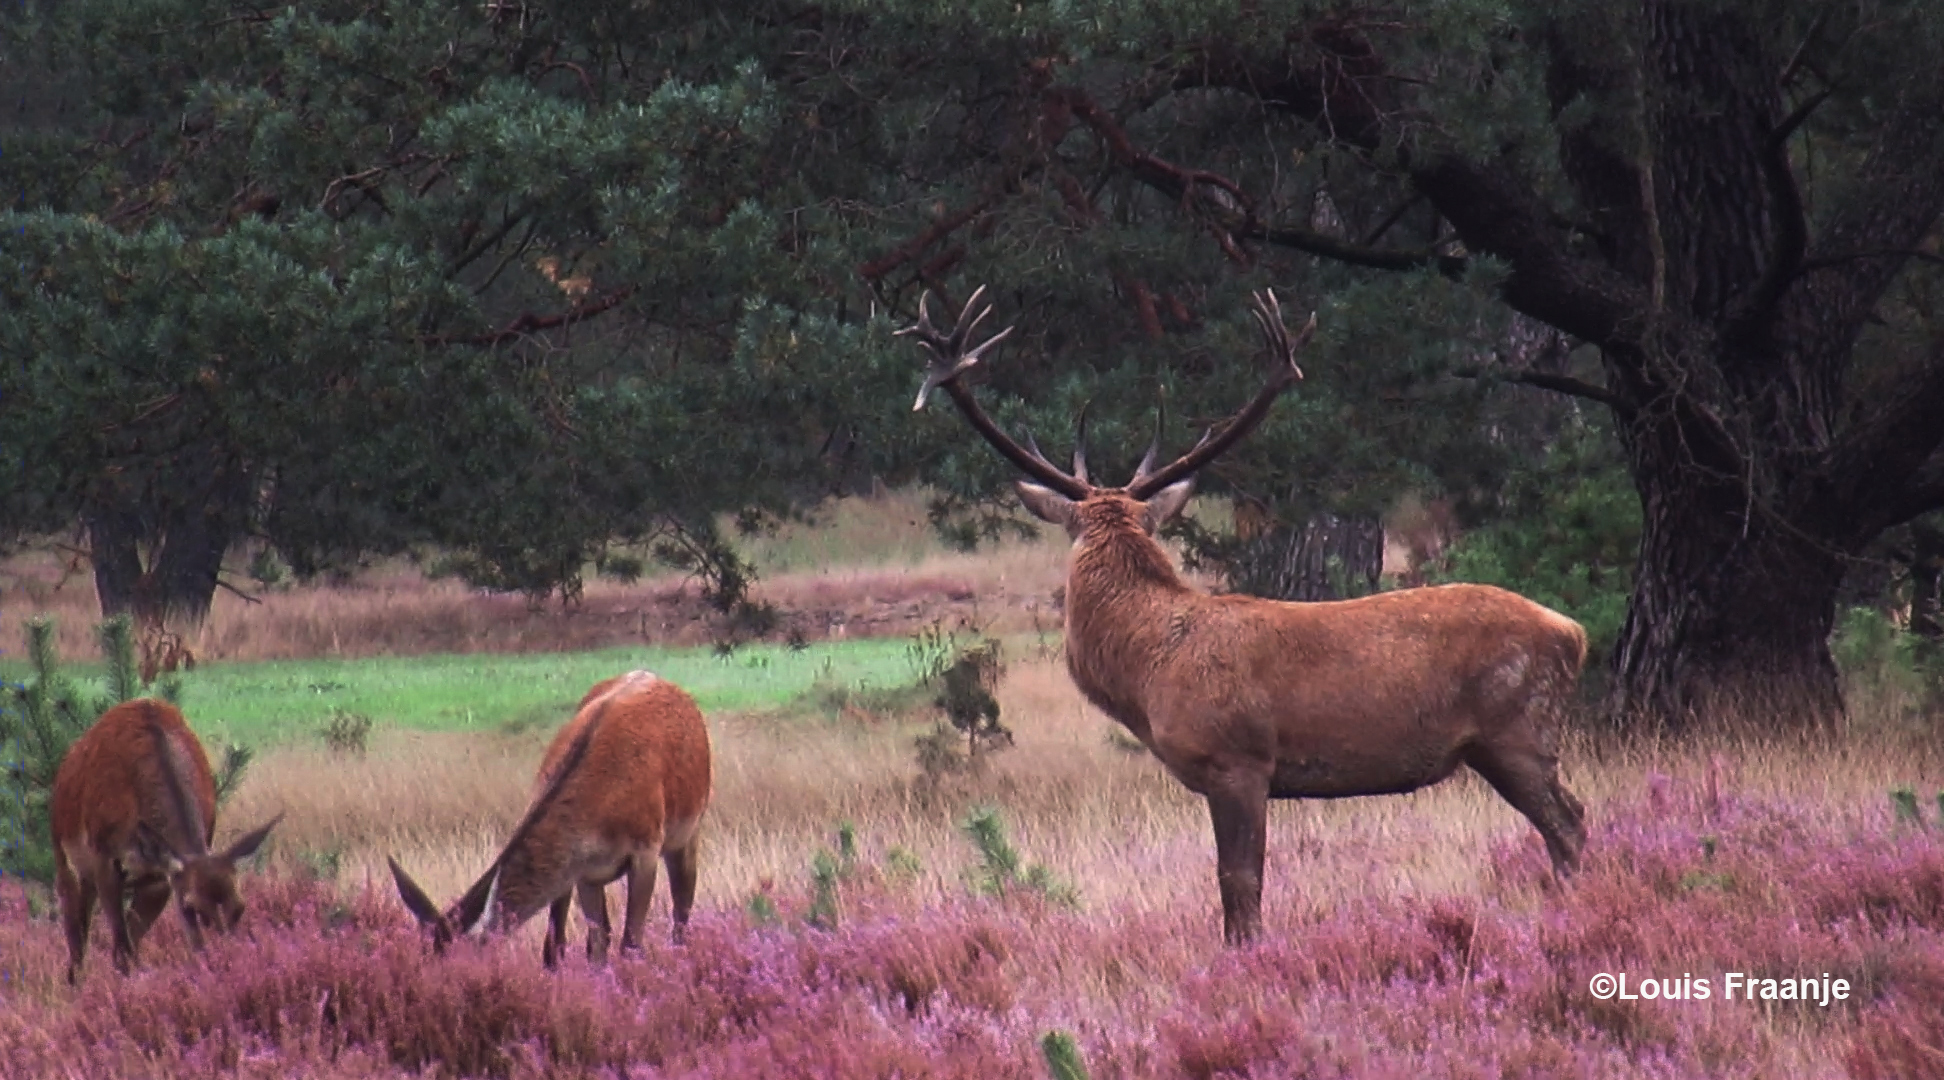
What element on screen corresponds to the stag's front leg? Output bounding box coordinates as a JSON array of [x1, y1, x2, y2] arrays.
[[1205, 776, 1270, 946]]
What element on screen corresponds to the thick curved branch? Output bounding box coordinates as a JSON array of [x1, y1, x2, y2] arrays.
[[1449, 365, 1634, 418], [1176, 30, 1659, 360], [1823, 336, 1944, 536]]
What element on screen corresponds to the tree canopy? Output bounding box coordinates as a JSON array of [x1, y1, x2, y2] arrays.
[[5, 0, 1942, 730]]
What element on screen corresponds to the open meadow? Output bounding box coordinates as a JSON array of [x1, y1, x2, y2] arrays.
[[3, 493, 1944, 1078]]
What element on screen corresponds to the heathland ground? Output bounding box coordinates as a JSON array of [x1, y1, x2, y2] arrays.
[[2, 491, 1941, 1077]]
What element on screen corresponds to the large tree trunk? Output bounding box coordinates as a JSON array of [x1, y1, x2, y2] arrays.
[[1230, 512, 1383, 602], [85, 459, 251, 631], [1608, 467, 1848, 730]]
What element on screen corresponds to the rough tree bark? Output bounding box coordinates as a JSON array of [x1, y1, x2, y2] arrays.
[[1147, 5, 1944, 729], [84, 455, 252, 632], [1231, 512, 1384, 602]]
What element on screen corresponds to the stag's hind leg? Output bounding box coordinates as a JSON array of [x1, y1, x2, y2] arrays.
[[1466, 743, 1587, 878], [664, 839, 700, 944]]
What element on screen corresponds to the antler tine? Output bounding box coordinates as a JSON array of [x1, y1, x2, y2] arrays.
[[1132, 391, 1168, 483], [1126, 291, 1317, 501], [904, 287, 1016, 412], [1072, 402, 1091, 485], [903, 284, 1092, 499]]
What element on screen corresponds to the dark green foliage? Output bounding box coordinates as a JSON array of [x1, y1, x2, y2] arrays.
[[6, 0, 1942, 727], [1433, 418, 1640, 675]]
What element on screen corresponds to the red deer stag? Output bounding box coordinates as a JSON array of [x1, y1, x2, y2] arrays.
[[902, 286, 1588, 945], [388, 670, 713, 966], [51, 698, 282, 982]]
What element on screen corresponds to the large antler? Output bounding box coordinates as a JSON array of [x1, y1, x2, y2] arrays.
[[1126, 289, 1316, 501], [899, 286, 1093, 500]]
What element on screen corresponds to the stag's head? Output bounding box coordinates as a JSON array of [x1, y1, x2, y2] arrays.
[[901, 286, 1316, 544], [133, 813, 282, 946], [387, 856, 502, 954]]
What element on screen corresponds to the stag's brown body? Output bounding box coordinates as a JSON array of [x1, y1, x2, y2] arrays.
[[388, 670, 713, 966], [51, 698, 279, 982], [904, 286, 1588, 944]]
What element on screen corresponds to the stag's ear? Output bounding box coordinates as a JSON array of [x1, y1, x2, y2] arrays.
[[388, 856, 447, 928], [133, 821, 187, 874], [220, 812, 282, 864], [1016, 481, 1079, 535], [1140, 478, 1196, 533]]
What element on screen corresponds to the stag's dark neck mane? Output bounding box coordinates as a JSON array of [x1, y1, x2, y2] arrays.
[[1062, 506, 1193, 728]]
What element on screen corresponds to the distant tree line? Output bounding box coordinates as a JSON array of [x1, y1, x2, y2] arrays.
[[3, 0, 1941, 732]]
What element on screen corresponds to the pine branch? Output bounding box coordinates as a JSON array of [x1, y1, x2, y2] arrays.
[[415, 285, 636, 347]]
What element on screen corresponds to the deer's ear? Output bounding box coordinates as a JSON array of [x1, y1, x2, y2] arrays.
[[453, 865, 501, 937], [1016, 481, 1079, 535], [1141, 478, 1196, 533], [388, 856, 446, 928], [220, 812, 282, 864]]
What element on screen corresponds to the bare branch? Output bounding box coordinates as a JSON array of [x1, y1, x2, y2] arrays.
[[1449, 365, 1634, 417]]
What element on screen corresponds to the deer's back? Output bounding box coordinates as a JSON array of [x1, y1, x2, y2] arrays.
[[51, 699, 217, 874], [531, 672, 712, 849], [1146, 583, 1585, 733]]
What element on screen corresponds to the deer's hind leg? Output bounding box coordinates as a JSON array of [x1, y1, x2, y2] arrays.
[[663, 838, 700, 944], [617, 849, 661, 955], [1465, 741, 1587, 878], [542, 893, 572, 969]]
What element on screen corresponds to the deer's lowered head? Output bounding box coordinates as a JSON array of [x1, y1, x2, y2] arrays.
[[131, 813, 282, 948]]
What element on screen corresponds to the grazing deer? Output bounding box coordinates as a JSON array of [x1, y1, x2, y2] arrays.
[[387, 670, 713, 966], [51, 698, 281, 982], [902, 287, 1588, 945]]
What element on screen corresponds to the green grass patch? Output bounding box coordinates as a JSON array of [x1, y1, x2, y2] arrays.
[[6, 639, 923, 748]]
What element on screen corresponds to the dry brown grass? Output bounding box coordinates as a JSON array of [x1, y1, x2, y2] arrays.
[[223, 654, 1944, 944], [0, 488, 1238, 664]]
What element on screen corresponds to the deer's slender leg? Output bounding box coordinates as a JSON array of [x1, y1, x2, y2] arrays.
[[542, 893, 572, 969], [57, 857, 96, 984], [577, 882, 612, 963], [1205, 775, 1270, 946], [1466, 744, 1587, 878], [126, 877, 173, 953], [664, 841, 700, 944], [618, 851, 659, 954], [94, 861, 136, 973]]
